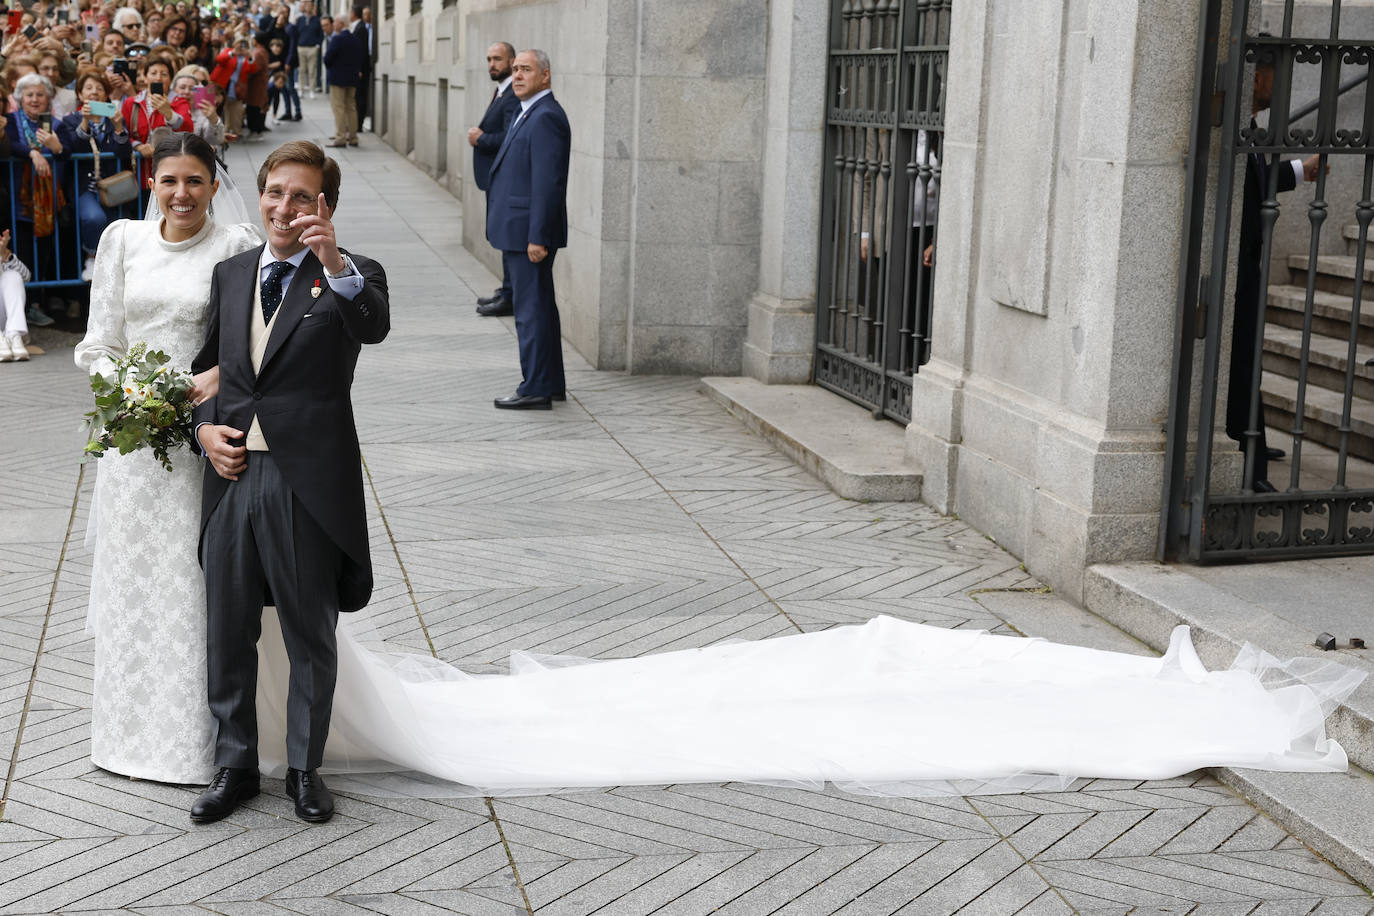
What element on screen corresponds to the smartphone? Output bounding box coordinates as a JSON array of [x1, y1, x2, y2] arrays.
[[111, 56, 130, 76], [6, 10, 20, 32], [87, 100, 117, 117], [21, 22, 34, 38], [80, 39, 91, 53], [191, 85, 213, 110], [150, 80, 164, 96], [55, 7, 66, 22], [37, 113, 50, 131], [84, 20, 98, 42]]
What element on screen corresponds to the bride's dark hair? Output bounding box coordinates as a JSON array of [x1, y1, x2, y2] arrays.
[[150, 131, 217, 180]]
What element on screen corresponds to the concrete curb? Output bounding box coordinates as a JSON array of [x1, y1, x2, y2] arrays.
[[699, 377, 922, 502], [1085, 562, 1374, 888]]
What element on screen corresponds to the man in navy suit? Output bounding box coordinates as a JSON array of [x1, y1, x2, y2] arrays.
[[323, 13, 363, 147], [485, 48, 571, 410], [468, 41, 520, 317]]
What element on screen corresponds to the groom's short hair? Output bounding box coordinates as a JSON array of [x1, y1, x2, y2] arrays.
[[258, 140, 343, 210]]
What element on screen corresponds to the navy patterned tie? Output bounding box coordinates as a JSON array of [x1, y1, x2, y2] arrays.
[[261, 261, 292, 324]]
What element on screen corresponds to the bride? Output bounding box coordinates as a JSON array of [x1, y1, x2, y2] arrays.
[[76, 136, 1365, 809], [75, 132, 260, 784]]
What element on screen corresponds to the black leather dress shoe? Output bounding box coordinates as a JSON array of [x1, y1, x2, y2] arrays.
[[552, 392, 567, 401], [476, 289, 504, 306], [190, 767, 259, 823], [476, 299, 514, 317], [286, 768, 335, 823], [494, 393, 552, 410], [1252, 479, 1278, 493], [1265, 447, 1286, 461]]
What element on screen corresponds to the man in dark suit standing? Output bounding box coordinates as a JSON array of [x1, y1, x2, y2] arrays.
[[190, 140, 389, 824], [486, 49, 571, 410], [1228, 54, 1318, 491], [323, 15, 362, 147], [468, 41, 520, 317], [352, 6, 373, 133]]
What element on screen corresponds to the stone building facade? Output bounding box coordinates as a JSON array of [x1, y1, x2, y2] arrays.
[[365, 0, 1369, 600]]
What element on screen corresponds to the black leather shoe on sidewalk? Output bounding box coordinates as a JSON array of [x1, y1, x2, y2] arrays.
[[1265, 447, 1286, 461], [476, 299, 514, 317], [476, 289, 504, 306], [190, 767, 259, 823], [286, 768, 335, 823], [494, 393, 552, 410]]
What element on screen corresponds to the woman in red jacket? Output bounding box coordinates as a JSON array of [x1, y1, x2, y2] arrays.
[[120, 56, 191, 163], [209, 39, 257, 138]]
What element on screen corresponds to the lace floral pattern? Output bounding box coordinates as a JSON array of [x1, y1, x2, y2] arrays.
[[76, 218, 260, 784]]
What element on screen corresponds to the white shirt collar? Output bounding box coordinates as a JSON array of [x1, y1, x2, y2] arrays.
[[497, 75, 513, 95], [519, 88, 551, 112], [259, 245, 310, 272]]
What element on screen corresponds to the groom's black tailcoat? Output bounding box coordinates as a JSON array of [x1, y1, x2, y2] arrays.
[[193, 245, 389, 611], [192, 244, 388, 770]]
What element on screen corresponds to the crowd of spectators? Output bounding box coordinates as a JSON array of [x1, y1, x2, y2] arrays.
[[0, 0, 340, 362]]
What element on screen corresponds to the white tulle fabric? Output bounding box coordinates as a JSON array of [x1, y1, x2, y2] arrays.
[[255, 614, 1364, 798], [75, 217, 263, 784]]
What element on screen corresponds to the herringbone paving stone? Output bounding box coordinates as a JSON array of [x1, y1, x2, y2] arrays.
[[4, 109, 1372, 916]]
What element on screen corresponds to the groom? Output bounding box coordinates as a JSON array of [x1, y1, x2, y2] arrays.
[[190, 140, 389, 824]]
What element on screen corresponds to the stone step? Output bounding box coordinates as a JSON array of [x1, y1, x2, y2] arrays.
[[1261, 369, 1374, 460], [1083, 561, 1374, 891], [1340, 223, 1374, 257], [1288, 253, 1374, 298], [1262, 323, 1374, 401], [699, 376, 922, 501], [1265, 283, 1374, 347]]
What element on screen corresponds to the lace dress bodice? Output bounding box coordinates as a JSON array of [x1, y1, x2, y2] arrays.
[[76, 218, 261, 380]]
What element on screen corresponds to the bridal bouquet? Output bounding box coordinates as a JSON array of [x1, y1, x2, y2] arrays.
[[82, 342, 196, 471]]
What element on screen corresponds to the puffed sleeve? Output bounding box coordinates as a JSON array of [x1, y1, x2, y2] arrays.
[[74, 220, 130, 381]]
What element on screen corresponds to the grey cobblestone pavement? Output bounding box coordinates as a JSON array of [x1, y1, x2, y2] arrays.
[[2, 103, 1371, 914]]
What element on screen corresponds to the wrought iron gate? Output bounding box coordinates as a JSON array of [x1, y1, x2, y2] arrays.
[[1161, 0, 1374, 560], [813, 0, 948, 424]]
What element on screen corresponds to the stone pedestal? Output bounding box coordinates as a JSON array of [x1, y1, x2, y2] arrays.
[[740, 0, 827, 385], [906, 0, 1203, 603]]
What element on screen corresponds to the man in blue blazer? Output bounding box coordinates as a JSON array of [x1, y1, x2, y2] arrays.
[[468, 41, 520, 316], [485, 49, 571, 410], [323, 15, 363, 147]]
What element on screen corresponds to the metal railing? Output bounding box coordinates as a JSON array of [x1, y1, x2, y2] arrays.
[[3, 150, 147, 289]]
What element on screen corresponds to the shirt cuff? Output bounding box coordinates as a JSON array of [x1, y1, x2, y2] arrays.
[[324, 253, 364, 300], [194, 421, 212, 457], [1292, 159, 1305, 183]]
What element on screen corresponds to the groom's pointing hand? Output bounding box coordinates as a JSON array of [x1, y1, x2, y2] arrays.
[[198, 424, 247, 481], [291, 193, 346, 275]]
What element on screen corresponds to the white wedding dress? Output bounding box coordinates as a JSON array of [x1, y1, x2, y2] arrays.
[[76, 216, 263, 783], [77, 220, 1366, 797]]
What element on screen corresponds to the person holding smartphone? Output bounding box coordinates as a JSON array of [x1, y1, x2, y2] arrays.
[[172, 65, 221, 147], [64, 69, 129, 280], [119, 54, 190, 168], [5, 72, 71, 294]]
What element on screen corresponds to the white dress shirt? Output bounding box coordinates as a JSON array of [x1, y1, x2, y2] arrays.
[[259, 245, 364, 301], [511, 88, 551, 129]]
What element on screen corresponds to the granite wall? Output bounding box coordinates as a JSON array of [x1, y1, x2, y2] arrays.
[[905, 0, 1206, 603]]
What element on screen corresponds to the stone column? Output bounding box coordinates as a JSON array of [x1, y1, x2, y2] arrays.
[[905, 0, 1204, 602], [741, 0, 828, 384]]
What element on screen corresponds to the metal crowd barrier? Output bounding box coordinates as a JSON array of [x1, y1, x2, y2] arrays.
[[3, 150, 149, 289]]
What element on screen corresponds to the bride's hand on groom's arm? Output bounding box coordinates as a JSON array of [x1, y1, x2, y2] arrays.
[[189, 366, 219, 406], [197, 424, 247, 481]]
